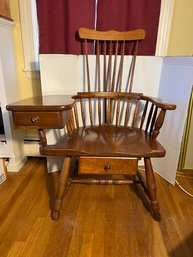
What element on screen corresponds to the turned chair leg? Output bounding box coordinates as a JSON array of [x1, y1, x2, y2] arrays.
[[144, 158, 161, 221], [51, 157, 71, 221]]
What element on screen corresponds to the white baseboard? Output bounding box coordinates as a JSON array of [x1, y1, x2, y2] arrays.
[[7, 156, 27, 172]]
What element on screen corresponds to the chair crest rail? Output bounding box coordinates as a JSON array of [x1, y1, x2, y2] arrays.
[[79, 28, 145, 41]]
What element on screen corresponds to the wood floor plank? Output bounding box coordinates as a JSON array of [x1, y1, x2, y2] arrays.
[[0, 157, 193, 257]]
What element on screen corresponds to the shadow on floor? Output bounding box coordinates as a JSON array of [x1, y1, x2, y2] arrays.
[[169, 231, 193, 257]]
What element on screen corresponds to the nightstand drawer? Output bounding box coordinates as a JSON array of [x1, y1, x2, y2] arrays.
[[78, 157, 138, 175], [12, 110, 71, 129]]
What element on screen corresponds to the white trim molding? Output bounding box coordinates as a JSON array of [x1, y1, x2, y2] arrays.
[[19, 0, 39, 79], [0, 17, 15, 29], [155, 0, 175, 56]]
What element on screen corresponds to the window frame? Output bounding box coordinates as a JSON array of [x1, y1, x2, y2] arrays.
[[19, 0, 39, 79], [155, 0, 175, 56]]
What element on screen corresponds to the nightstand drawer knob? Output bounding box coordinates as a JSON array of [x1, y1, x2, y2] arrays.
[[104, 163, 111, 171], [31, 116, 39, 123]]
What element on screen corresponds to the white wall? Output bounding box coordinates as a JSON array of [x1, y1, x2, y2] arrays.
[[40, 55, 163, 95], [0, 18, 27, 171], [153, 57, 193, 183]]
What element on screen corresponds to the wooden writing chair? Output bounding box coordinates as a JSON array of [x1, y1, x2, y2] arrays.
[[39, 28, 176, 221]]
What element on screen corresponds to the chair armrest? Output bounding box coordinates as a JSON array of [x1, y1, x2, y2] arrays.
[[141, 95, 176, 110], [140, 96, 176, 139]]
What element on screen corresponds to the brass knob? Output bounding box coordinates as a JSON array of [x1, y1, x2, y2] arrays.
[[31, 116, 39, 123], [104, 163, 111, 171]]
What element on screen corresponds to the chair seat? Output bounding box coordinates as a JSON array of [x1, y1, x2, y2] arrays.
[[40, 125, 166, 158]]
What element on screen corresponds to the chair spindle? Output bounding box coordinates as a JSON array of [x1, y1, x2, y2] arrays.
[[80, 99, 86, 127], [73, 104, 79, 129], [140, 101, 149, 129], [150, 106, 158, 134], [111, 41, 119, 92], [129, 41, 139, 92], [96, 40, 101, 92], [145, 103, 154, 132], [85, 39, 91, 92]]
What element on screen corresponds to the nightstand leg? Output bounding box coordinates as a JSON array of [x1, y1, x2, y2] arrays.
[[51, 157, 71, 221], [144, 158, 161, 221]]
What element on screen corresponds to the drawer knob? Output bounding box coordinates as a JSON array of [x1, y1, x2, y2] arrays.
[[31, 116, 39, 123], [104, 163, 111, 171]]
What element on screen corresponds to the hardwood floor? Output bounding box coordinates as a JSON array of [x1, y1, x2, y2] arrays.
[[0, 157, 193, 257]]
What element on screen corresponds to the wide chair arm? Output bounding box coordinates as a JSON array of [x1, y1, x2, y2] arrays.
[[141, 95, 176, 110]]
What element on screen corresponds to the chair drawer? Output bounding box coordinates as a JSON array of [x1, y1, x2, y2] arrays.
[[78, 157, 138, 175], [12, 110, 70, 129]]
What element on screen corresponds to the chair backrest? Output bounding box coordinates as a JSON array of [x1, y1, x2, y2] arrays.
[[71, 92, 142, 128], [67, 92, 167, 140], [65, 28, 172, 140], [79, 27, 145, 93]]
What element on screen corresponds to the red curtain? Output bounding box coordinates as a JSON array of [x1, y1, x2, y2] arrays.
[[96, 0, 161, 55], [36, 0, 96, 54], [36, 0, 161, 55]]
